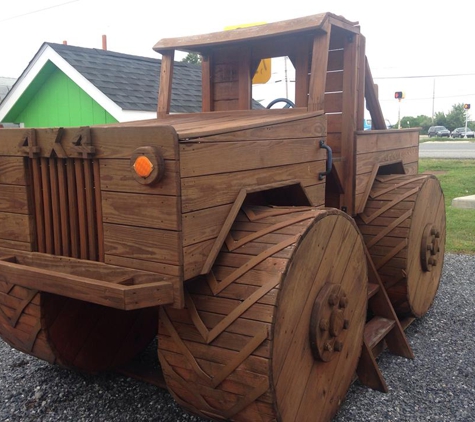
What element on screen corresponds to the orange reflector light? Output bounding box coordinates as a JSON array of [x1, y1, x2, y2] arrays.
[[133, 155, 154, 178]]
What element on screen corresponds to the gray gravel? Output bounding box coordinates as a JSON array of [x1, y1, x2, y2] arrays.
[[1, 253, 474, 421]]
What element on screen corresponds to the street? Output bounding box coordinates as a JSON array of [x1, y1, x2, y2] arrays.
[[419, 140, 475, 158]]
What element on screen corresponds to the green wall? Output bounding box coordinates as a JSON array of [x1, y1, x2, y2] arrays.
[[4, 62, 118, 127]]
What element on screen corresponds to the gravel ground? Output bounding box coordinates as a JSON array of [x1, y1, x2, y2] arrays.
[[1, 253, 474, 422]]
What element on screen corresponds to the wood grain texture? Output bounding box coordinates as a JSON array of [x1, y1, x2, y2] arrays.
[[158, 206, 367, 421], [356, 175, 445, 317]]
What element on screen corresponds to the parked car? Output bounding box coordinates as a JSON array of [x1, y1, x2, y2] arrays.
[[428, 126, 450, 137], [451, 127, 475, 138]]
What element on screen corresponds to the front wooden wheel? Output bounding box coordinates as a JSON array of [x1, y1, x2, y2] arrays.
[[357, 174, 446, 317], [0, 284, 158, 372], [158, 206, 367, 421]]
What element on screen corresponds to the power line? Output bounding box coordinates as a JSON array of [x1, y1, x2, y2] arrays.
[[0, 0, 80, 23], [374, 73, 475, 80]]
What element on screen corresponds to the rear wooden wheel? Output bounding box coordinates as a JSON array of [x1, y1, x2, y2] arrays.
[[0, 284, 157, 372], [357, 174, 446, 317], [158, 206, 367, 421]]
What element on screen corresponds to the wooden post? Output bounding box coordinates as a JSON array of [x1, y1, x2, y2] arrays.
[[238, 46, 251, 110], [157, 51, 175, 117], [293, 38, 311, 108], [365, 56, 386, 130], [308, 22, 331, 112], [201, 53, 213, 112], [339, 33, 360, 215]]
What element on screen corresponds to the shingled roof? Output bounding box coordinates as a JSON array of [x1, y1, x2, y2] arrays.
[[47, 43, 202, 113]]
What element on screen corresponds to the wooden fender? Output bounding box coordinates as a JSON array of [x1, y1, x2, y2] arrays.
[[0, 285, 158, 372], [158, 206, 367, 421], [356, 174, 446, 318]]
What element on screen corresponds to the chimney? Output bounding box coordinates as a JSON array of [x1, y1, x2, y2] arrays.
[[63, 40, 68, 45], [102, 35, 107, 51]]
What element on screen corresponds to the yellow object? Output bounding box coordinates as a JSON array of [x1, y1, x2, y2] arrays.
[[133, 155, 154, 178], [225, 22, 271, 84]]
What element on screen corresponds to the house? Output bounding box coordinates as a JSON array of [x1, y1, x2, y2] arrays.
[[0, 43, 202, 127], [0, 77, 16, 103]]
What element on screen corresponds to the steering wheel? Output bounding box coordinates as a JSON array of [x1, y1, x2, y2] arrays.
[[266, 98, 296, 109]]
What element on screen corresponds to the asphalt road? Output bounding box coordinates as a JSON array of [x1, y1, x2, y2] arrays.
[[419, 140, 475, 158]]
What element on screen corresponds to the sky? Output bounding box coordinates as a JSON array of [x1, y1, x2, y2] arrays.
[[1, 0, 475, 125]]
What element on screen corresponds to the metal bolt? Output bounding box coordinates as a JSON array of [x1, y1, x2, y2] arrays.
[[339, 296, 348, 309], [343, 319, 350, 329], [324, 342, 333, 352], [328, 294, 338, 306], [319, 319, 329, 331], [334, 341, 343, 352]]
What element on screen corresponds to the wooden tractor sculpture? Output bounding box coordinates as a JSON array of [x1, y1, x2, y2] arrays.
[[0, 13, 445, 422]]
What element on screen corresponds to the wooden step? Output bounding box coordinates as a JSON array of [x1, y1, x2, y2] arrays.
[[367, 282, 380, 299], [364, 316, 395, 349]]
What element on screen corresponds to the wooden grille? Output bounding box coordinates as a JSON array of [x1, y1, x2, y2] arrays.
[[29, 157, 104, 262]]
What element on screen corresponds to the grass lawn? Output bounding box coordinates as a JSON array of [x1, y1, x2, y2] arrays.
[[419, 159, 475, 254]]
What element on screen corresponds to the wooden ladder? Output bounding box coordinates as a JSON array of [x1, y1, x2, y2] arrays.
[[356, 247, 414, 392]]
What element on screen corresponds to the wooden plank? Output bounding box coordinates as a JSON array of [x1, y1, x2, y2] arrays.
[[238, 46, 251, 110], [105, 254, 181, 277], [325, 70, 343, 92], [91, 126, 179, 160], [356, 130, 420, 154], [324, 92, 343, 113], [364, 57, 386, 130], [0, 260, 174, 310], [74, 159, 88, 259], [83, 159, 98, 261], [308, 26, 331, 112], [180, 139, 326, 177], [40, 158, 53, 253], [201, 53, 213, 112], [186, 114, 326, 142], [100, 159, 178, 196], [0, 185, 29, 214], [327, 49, 344, 71], [157, 51, 174, 117], [0, 213, 32, 243], [356, 146, 419, 175], [66, 158, 80, 258], [0, 157, 27, 185], [102, 191, 179, 231], [183, 204, 232, 246], [364, 317, 395, 349], [49, 159, 62, 255], [293, 39, 311, 107], [93, 160, 105, 262], [57, 160, 71, 257], [183, 239, 215, 280], [0, 239, 32, 252], [103, 223, 180, 265], [339, 33, 359, 215]]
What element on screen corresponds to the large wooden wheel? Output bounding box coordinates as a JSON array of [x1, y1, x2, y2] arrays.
[[0, 285, 157, 372], [357, 174, 446, 318], [158, 206, 368, 421]]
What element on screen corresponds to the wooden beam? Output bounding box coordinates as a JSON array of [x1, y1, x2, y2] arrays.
[[238, 46, 252, 110], [0, 259, 174, 310], [157, 51, 175, 117], [308, 22, 331, 112], [201, 53, 213, 112], [365, 56, 386, 130]]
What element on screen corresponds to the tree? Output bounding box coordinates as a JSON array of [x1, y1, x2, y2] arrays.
[[181, 53, 201, 64], [445, 103, 468, 131]]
